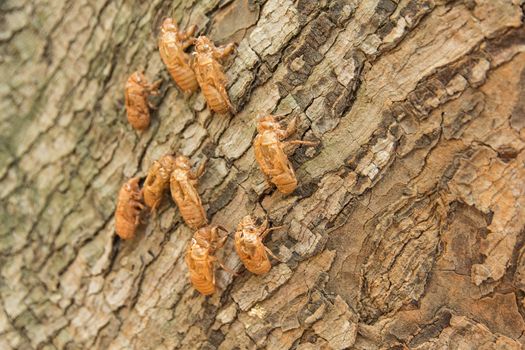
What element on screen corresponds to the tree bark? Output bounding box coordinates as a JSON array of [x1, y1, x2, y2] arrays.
[[1, 0, 525, 349]]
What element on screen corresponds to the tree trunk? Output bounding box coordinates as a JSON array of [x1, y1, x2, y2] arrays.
[[1, 0, 525, 349]]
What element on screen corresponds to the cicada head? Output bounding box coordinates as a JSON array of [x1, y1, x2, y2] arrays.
[[256, 115, 279, 133], [195, 36, 213, 53], [174, 155, 191, 171], [125, 177, 141, 193], [238, 215, 256, 231], [159, 154, 177, 172], [129, 71, 147, 86], [160, 17, 179, 34], [193, 226, 213, 242]]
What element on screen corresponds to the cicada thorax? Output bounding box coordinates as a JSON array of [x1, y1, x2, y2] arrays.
[[125, 72, 153, 131], [143, 155, 176, 210], [115, 178, 144, 240], [158, 33, 199, 93], [254, 130, 298, 194], [170, 168, 207, 229]]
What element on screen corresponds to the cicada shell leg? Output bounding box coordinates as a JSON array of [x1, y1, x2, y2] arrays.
[[264, 246, 283, 262], [285, 140, 319, 147], [217, 259, 238, 276], [261, 225, 285, 239]]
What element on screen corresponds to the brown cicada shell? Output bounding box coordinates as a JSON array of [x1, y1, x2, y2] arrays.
[[125, 71, 161, 131], [115, 177, 145, 240], [193, 36, 235, 114], [170, 156, 207, 229], [185, 225, 231, 295], [254, 115, 317, 194], [234, 215, 281, 275], [158, 18, 199, 94], [143, 154, 177, 213]]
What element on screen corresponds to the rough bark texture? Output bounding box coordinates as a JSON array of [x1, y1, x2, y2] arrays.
[[1, 0, 525, 349]]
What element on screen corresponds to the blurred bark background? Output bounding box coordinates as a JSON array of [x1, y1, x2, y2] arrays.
[[1, 0, 525, 349]]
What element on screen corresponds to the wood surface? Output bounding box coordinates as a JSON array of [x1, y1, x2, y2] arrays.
[[1, 0, 524, 349]]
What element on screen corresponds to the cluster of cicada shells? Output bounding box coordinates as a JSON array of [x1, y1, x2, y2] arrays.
[[124, 18, 235, 133], [114, 155, 206, 241], [116, 18, 318, 295]]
